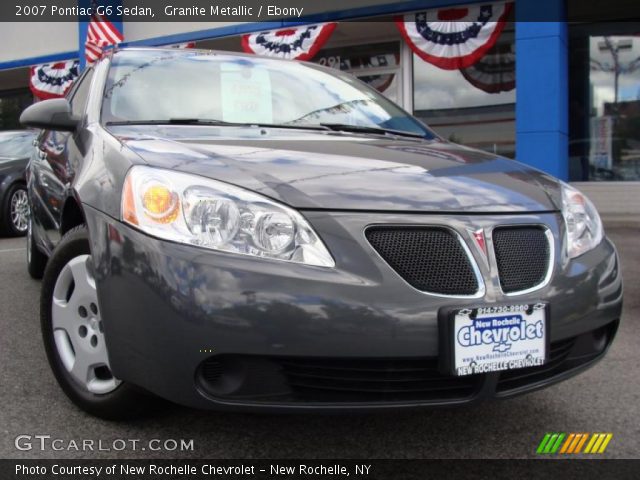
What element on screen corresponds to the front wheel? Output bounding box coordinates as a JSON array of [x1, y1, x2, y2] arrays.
[[41, 225, 150, 419]]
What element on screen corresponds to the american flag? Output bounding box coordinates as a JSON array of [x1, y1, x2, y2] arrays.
[[85, 12, 123, 64]]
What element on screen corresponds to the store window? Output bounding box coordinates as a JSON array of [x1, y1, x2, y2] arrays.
[[0, 89, 32, 130], [313, 42, 402, 104], [569, 24, 640, 181], [412, 23, 516, 158]]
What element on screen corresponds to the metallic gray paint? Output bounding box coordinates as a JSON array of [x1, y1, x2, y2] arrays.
[[107, 124, 561, 213], [84, 205, 621, 410]]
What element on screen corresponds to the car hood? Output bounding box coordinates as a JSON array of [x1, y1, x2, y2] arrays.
[[108, 125, 561, 213]]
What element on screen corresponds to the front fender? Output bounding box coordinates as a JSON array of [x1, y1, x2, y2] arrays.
[[0, 158, 28, 203]]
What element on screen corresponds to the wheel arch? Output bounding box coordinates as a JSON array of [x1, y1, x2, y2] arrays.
[[60, 196, 86, 236], [0, 176, 27, 206]]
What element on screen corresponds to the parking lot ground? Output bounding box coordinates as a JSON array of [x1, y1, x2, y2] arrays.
[[0, 219, 638, 459]]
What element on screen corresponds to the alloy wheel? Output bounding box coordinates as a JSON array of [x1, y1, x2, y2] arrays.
[[10, 188, 29, 233], [51, 255, 120, 394]]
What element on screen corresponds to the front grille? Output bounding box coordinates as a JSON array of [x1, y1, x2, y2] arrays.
[[366, 227, 479, 296], [493, 226, 550, 293], [197, 355, 481, 404], [278, 357, 480, 403], [201, 359, 223, 383]]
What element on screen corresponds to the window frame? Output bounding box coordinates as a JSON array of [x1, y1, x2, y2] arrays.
[[65, 66, 95, 122]]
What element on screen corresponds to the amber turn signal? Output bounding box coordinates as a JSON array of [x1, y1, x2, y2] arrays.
[[122, 175, 138, 226]]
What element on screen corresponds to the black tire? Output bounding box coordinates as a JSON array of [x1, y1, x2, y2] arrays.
[[27, 216, 47, 279], [1, 183, 29, 237], [41, 225, 151, 420]]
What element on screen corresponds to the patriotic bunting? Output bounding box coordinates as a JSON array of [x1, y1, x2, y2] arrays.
[[460, 43, 515, 93], [395, 2, 513, 70], [241, 23, 336, 60], [85, 12, 123, 64], [29, 61, 80, 100]]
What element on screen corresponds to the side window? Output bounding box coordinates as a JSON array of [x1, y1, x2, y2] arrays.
[[68, 68, 95, 118]]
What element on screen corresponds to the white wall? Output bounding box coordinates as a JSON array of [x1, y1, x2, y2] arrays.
[[0, 22, 77, 63], [123, 22, 244, 43]]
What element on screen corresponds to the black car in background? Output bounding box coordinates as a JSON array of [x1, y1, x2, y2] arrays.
[[0, 130, 35, 236]]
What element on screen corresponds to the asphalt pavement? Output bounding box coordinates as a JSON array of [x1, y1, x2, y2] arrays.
[[1, 219, 638, 459]]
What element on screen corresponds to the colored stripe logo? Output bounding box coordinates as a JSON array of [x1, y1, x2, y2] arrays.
[[537, 433, 613, 454]]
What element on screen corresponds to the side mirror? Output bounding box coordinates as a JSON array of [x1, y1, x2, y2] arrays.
[[20, 98, 79, 132]]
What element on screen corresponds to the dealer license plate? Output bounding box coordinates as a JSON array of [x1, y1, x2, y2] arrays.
[[452, 303, 547, 376]]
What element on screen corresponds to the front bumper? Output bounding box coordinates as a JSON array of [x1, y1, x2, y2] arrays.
[[85, 206, 623, 411]]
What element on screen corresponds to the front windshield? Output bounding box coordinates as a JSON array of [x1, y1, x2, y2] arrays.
[[102, 50, 434, 138], [0, 132, 34, 159]]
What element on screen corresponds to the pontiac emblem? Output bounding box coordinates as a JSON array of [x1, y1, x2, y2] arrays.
[[471, 229, 487, 258]]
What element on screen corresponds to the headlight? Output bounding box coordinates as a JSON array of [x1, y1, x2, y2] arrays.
[[560, 182, 603, 259], [121, 166, 335, 267]]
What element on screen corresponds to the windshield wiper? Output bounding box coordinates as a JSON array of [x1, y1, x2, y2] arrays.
[[106, 119, 424, 137], [105, 119, 237, 126], [242, 122, 331, 131], [106, 119, 331, 131], [320, 123, 425, 138]]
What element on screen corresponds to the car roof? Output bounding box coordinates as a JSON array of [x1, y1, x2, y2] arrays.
[[113, 46, 274, 60]]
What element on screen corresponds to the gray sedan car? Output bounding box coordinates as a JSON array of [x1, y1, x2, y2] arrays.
[[0, 130, 35, 236], [20, 48, 622, 419]]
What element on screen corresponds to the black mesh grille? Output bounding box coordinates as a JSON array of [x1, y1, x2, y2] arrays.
[[201, 359, 223, 383], [493, 226, 550, 293], [278, 357, 480, 402], [197, 355, 481, 403], [366, 227, 478, 295]]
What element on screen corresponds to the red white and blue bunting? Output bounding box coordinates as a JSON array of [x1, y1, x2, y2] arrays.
[[241, 23, 337, 60], [29, 61, 80, 100], [395, 2, 513, 70], [460, 42, 515, 93]]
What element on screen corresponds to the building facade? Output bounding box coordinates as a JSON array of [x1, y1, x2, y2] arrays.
[[1, 0, 639, 213]]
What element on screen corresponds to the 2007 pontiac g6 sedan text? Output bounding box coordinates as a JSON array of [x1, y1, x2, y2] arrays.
[[20, 48, 622, 419]]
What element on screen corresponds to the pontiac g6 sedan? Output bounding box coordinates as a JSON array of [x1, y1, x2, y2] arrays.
[[20, 48, 622, 419]]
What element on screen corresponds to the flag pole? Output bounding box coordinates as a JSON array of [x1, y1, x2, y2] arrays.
[[78, 0, 90, 71]]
